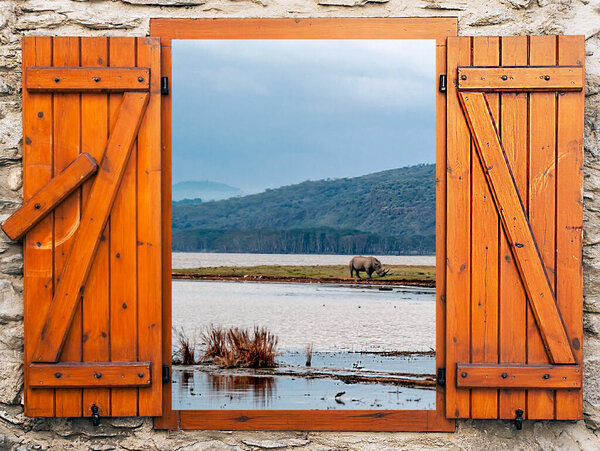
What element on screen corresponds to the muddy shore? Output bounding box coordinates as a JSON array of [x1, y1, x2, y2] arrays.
[[172, 273, 435, 288]]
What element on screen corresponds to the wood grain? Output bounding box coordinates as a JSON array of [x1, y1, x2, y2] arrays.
[[2, 153, 97, 241], [445, 36, 472, 419], [459, 91, 574, 365], [30, 362, 151, 388], [52, 36, 83, 418], [555, 35, 585, 420], [456, 364, 581, 389], [22, 36, 55, 417], [81, 36, 111, 418], [470, 36, 500, 419], [136, 37, 163, 417], [109, 37, 140, 417], [26, 67, 149, 92], [33, 92, 149, 364], [527, 35, 557, 420], [457, 65, 583, 91]]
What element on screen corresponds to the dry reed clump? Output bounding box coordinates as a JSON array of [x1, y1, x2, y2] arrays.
[[173, 327, 198, 365], [201, 325, 278, 368]]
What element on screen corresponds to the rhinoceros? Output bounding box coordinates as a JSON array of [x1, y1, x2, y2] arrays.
[[349, 256, 389, 279]]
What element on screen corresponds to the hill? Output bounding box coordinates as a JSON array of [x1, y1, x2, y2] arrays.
[[172, 164, 435, 255], [172, 180, 243, 202]]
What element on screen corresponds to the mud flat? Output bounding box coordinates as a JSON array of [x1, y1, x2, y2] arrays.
[[172, 264, 435, 288]]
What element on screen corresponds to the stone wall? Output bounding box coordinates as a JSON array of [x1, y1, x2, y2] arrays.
[[0, 0, 599, 449]]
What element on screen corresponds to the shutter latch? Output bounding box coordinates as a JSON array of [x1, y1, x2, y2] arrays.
[[439, 74, 447, 92], [90, 403, 100, 427], [162, 364, 171, 384], [437, 367, 446, 387], [514, 408, 524, 430], [161, 76, 169, 95]]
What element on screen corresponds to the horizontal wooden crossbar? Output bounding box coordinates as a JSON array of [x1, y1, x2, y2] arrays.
[[29, 362, 152, 388], [457, 66, 583, 91], [456, 364, 581, 389], [26, 67, 150, 92], [2, 153, 98, 241]]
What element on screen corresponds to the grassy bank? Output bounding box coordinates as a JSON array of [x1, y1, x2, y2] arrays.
[[173, 264, 435, 286]]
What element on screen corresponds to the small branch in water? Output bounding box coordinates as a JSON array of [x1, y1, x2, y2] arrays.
[[305, 344, 313, 367]]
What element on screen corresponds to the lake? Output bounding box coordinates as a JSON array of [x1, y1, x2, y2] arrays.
[[172, 278, 436, 410], [172, 251, 436, 269]]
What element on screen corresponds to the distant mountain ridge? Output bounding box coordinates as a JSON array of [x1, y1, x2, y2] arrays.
[[172, 180, 243, 202], [172, 164, 435, 255]]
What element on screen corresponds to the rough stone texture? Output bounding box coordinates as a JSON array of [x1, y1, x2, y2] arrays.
[[0, 0, 598, 449]]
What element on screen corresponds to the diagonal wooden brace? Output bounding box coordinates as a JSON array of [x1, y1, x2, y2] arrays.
[[459, 91, 575, 364], [33, 92, 149, 363], [2, 153, 98, 241]]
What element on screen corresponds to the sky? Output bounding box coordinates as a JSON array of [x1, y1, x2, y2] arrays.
[[172, 39, 436, 194]]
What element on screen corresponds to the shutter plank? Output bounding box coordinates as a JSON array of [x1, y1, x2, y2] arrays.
[[136, 37, 163, 417], [458, 92, 574, 364], [81, 37, 111, 418], [527, 35, 557, 419], [53, 36, 83, 418], [30, 362, 151, 388], [109, 37, 140, 416], [33, 92, 149, 364], [457, 66, 583, 91], [498, 36, 528, 419], [446, 36, 472, 418], [555, 35, 584, 420], [470, 37, 500, 419], [457, 364, 581, 389], [2, 153, 97, 241], [26, 67, 150, 92], [23, 36, 55, 417]]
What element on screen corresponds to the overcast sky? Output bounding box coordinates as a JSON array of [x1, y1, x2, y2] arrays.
[[172, 39, 436, 193]]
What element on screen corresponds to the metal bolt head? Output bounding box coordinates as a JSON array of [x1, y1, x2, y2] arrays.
[[54, 77, 60, 83], [501, 75, 508, 81], [544, 75, 551, 81], [34, 203, 41, 210], [501, 372, 508, 379], [138, 76, 145, 82], [93, 77, 101, 82], [461, 372, 468, 378], [543, 373, 550, 380], [54, 372, 62, 378], [460, 74, 467, 81], [138, 372, 145, 378], [94, 372, 102, 379]]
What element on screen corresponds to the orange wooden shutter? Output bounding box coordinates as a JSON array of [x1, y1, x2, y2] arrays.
[[19, 37, 162, 418], [446, 36, 584, 420]]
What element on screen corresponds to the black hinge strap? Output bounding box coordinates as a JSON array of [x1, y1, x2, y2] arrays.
[[161, 76, 169, 95], [162, 364, 171, 384], [439, 74, 447, 92]]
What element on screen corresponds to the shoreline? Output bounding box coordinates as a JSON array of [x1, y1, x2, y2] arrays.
[[172, 273, 435, 288]]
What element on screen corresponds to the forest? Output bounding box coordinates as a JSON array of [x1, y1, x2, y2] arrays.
[[172, 164, 436, 255]]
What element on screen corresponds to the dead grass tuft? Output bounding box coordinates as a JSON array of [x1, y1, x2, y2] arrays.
[[202, 325, 278, 368], [173, 327, 198, 365]]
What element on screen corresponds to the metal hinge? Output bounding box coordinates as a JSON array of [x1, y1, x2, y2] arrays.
[[161, 76, 169, 95], [437, 367, 446, 387], [162, 364, 171, 384], [439, 74, 447, 92]]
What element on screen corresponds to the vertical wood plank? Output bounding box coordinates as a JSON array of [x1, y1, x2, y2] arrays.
[[527, 35, 557, 419], [109, 37, 140, 417], [446, 36, 471, 418], [53, 36, 82, 418], [498, 36, 528, 419], [136, 37, 163, 416], [555, 35, 584, 420], [154, 38, 179, 429], [23, 36, 55, 417], [470, 36, 500, 419], [80, 37, 111, 417]]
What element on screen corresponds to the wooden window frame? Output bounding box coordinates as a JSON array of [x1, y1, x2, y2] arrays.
[[151, 17, 457, 431]]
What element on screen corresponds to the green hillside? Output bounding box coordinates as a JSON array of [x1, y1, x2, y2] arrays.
[[172, 164, 435, 255]]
